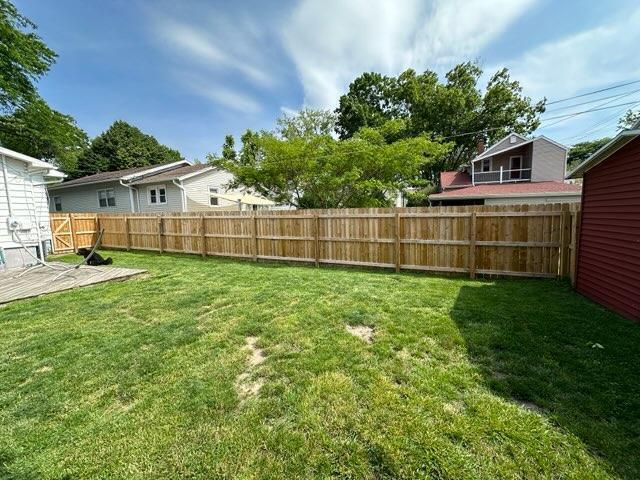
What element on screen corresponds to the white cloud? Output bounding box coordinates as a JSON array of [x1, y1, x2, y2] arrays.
[[180, 74, 261, 113], [281, 0, 536, 108], [499, 7, 640, 142], [501, 8, 640, 101], [152, 16, 276, 88]]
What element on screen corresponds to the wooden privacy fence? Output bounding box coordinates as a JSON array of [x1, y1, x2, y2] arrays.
[[50, 203, 581, 280]]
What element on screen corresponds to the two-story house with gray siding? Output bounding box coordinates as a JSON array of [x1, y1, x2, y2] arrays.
[[429, 133, 582, 205], [48, 161, 274, 213]]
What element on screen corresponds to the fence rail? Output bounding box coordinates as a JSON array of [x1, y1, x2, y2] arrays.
[[50, 203, 581, 279]]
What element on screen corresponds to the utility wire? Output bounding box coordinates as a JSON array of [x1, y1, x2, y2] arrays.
[[544, 88, 640, 113], [546, 79, 640, 105]]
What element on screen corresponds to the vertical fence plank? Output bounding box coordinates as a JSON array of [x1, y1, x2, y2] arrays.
[[124, 217, 130, 251], [469, 212, 477, 278], [201, 215, 207, 257], [252, 213, 258, 261], [395, 212, 401, 273], [158, 216, 163, 253], [314, 214, 320, 267], [68, 214, 76, 252]]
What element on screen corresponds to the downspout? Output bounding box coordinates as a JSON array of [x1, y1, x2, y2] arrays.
[[172, 179, 187, 212], [1, 155, 14, 217], [119, 179, 136, 213]]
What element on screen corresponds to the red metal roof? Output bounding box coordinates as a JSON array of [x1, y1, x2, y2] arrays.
[[430, 181, 581, 199], [440, 171, 472, 190]]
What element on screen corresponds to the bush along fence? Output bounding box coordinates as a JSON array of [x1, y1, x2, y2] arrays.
[[50, 203, 581, 281]]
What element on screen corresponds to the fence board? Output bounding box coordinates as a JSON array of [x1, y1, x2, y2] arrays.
[[51, 203, 579, 278]]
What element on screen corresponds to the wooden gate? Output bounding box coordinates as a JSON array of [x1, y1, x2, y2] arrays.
[[50, 214, 99, 253]]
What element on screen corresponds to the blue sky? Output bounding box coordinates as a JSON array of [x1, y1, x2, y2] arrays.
[[15, 0, 640, 161]]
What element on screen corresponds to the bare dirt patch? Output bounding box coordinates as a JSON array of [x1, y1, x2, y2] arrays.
[[519, 400, 544, 414], [235, 336, 266, 400], [346, 325, 374, 344]]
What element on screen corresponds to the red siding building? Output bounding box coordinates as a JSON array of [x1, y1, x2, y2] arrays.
[[568, 128, 640, 321]]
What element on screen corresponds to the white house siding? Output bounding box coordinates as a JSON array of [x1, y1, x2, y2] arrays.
[[134, 182, 184, 213], [1, 157, 52, 267], [484, 194, 581, 205], [48, 181, 133, 213], [531, 138, 567, 182], [182, 169, 243, 210]]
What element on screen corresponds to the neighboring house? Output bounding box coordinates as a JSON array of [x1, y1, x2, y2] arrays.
[[567, 125, 640, 321], [1, 146, 65, 269], [430, 133, 582, 205], [48, 161, 274, 213]]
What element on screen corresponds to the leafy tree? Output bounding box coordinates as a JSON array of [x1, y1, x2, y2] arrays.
[[335, 62, 545, 174], [566, 137, 610, 175], [0, 98, 88, 174], [0, 0, 56, 112], [276, 108, 337, 140], [76, 120, 183, 176], [618, 109, 640, 130], [211, 111, 450, 209]]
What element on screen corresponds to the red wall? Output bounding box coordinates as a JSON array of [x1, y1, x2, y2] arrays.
[[576, 136, 640, 320]]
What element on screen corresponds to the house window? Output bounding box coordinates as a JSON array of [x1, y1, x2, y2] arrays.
[[53, 196, 62, 212], [97, 188, 116, 207], [510, 156, 522, 179], [148, 185, 167, 204], [481, 158, 491, 172], [209, 186, 219, 206]]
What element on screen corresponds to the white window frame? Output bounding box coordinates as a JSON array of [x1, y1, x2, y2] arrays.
[[53, 196, 62, 212], [509, 155, 523, 179], [96, 188, 116, 208], [481, 158, 491, 172], [148, 184, 167, 205], [209, 186, 219, 206]]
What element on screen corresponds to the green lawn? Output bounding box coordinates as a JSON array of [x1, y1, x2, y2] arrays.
[[1, 251, 638, 479]]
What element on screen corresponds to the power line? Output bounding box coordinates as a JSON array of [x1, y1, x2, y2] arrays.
[[544, 88, 640, 113], [540, 100, 640, 121], [546, 79, 640, 105]]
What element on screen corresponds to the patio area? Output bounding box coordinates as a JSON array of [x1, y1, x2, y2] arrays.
[[0, 262, 146, 304]]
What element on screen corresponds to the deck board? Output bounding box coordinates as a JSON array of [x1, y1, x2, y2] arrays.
[[0, 262, 146, 304]]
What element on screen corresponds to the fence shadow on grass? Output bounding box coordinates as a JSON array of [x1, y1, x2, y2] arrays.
[[450, 280, 640, 479]]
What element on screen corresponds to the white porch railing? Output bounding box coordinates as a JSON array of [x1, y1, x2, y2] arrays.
[[473, 168, 531, 185]]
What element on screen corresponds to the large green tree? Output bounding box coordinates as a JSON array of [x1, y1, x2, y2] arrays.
[[0, 0, 56, 112], [211, 111, 450, 208], [76, 120, 183, 176], [566, 138, 611, 173], [335, 62, 545, 176], [0, 98, 88, 173]]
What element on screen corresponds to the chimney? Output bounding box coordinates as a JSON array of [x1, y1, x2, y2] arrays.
[[476, 136, 485, 155]]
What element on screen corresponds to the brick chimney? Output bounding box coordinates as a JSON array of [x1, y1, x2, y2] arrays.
[[476, 136, 486, 155]]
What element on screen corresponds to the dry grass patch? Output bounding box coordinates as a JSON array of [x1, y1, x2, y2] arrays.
[[346, 324, 373, 343]]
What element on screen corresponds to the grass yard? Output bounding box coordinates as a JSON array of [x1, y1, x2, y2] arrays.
[[1, 251, 639, 479]]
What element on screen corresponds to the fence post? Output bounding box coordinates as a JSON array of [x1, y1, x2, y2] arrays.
[[395, 212, 401, 273], [252, 213, 258, 261], [314, 214, 320, 267], [200, 215, 207, 258], [569, 211, 580, 287], [559, 210, 570, 277], [158, 216, 164, 253], [68, 214, 76, 252], [469, 212, 477, 278], [124, 216, 130, 251]]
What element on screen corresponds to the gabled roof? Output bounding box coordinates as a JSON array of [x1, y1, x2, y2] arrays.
[[429, 181, 581, 200], [471, 134, 567, 162], [567, 129, 640, 178], [440, 170, 472, 190], [0, 146, 65, 179], [131, 164, 212, 184], [49, 160, 190, 189], [477, 132, 528, 158]]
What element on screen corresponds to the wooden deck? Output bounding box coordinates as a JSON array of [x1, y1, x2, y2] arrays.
[[0, 262, 146, 304]]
